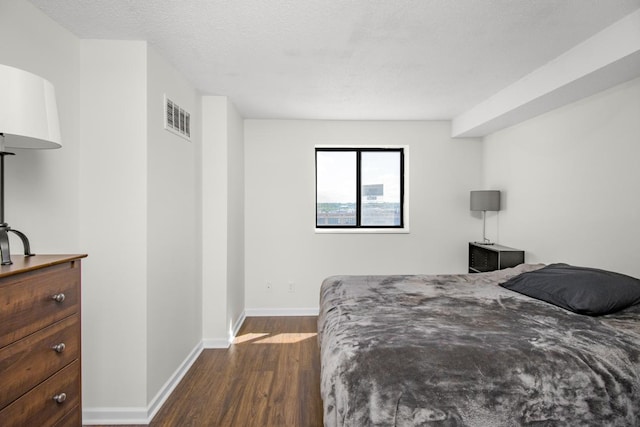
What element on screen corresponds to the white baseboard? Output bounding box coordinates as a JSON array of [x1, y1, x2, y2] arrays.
[[82, 407, 149, 425], [244, 307, 319, 316], [231, 310, 246, 338], [202, 310, 247, 348], [82, 341, 203, 425], [201, 338, 231, 348]]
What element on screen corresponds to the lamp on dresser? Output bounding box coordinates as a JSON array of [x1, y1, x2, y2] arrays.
[[470, 190, 500, 245], [0, 64, 62, 265]]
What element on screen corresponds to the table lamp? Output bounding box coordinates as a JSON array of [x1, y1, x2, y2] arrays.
[[0, 64, 62, 265], [470, 190, 500, 245]]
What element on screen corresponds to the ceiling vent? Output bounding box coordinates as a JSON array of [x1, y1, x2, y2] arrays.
[[164, 95, 191, 141]]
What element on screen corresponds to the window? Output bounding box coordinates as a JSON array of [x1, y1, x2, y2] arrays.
[[316, 147, 405, 230]]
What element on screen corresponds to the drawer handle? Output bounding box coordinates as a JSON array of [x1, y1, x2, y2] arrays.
[[52, 343, 66, 353], [52, 293, 66, 303], [53, 393, 67, 404]]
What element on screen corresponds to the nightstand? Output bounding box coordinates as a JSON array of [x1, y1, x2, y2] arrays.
[[468, 242, 524, 273]]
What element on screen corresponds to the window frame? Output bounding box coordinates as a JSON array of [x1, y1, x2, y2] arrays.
[[315, 146, 409, 233]]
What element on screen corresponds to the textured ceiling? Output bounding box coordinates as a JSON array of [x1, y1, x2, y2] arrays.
[[29, 0, 640, 120]]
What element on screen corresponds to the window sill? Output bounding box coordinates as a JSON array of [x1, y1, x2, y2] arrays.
[[315, 227, 410, 234]]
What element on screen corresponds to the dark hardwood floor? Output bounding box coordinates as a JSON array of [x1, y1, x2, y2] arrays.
[[88, 316, 323, 427]]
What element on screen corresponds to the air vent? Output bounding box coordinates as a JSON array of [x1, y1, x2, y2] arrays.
[[164, 95, 191, 141]]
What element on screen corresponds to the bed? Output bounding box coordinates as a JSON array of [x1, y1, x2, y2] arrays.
[[318, 264, 640, 426]]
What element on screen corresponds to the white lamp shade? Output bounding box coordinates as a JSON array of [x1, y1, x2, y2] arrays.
[[0, 64, 61, 149]]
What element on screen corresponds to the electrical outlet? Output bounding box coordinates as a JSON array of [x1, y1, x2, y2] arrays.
[[266, 282, 273, 292], [288, 282, 295, 293]]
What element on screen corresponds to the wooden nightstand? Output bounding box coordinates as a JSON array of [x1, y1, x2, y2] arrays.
[[0, 254, 87, 427], [468, 242, 524, 273]]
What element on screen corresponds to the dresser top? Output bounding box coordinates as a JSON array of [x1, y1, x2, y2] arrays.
[[0, 254, 87, 278]]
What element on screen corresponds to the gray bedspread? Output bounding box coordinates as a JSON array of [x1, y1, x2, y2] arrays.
[[318, 265, 640, 426]]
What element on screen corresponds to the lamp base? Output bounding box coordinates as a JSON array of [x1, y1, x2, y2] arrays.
[[0, 223, 34, 265], [474, 240, 495, 246]]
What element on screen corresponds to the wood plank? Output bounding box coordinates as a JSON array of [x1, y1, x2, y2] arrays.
[[91, 316, 323, 427]]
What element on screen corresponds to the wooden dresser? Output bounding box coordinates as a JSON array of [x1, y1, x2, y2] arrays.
[[0, 254, 87, 427]]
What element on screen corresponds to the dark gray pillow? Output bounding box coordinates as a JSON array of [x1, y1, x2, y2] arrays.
[[499, 263, 640, 316]]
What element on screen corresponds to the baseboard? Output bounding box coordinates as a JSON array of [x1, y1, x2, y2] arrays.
[[244, 307, 320, 316], [202, 310, 247, 348], [82, 341, 203, 425], [231, 310, 246, 339], [202, 338, 231, 348], [82, 407, 149, 425]]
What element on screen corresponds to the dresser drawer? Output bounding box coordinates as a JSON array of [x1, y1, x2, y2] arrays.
[[0, 359, 80, 427], [0, 262, 80, 348], [0, 314, 80, 410], [52, 405, 81, 427]]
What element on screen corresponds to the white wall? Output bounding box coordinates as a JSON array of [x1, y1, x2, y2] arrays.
[[483, 77, 640, 278], [202, 97, 245, 344], [0, 0, 80, 254], [226, 101, 245, 337], [79, 39, 149, 409], [146, 46, 202, 404], [244, 120, 483, 311], [80, 41, 207, 421], [201, 97, 229, 343]]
